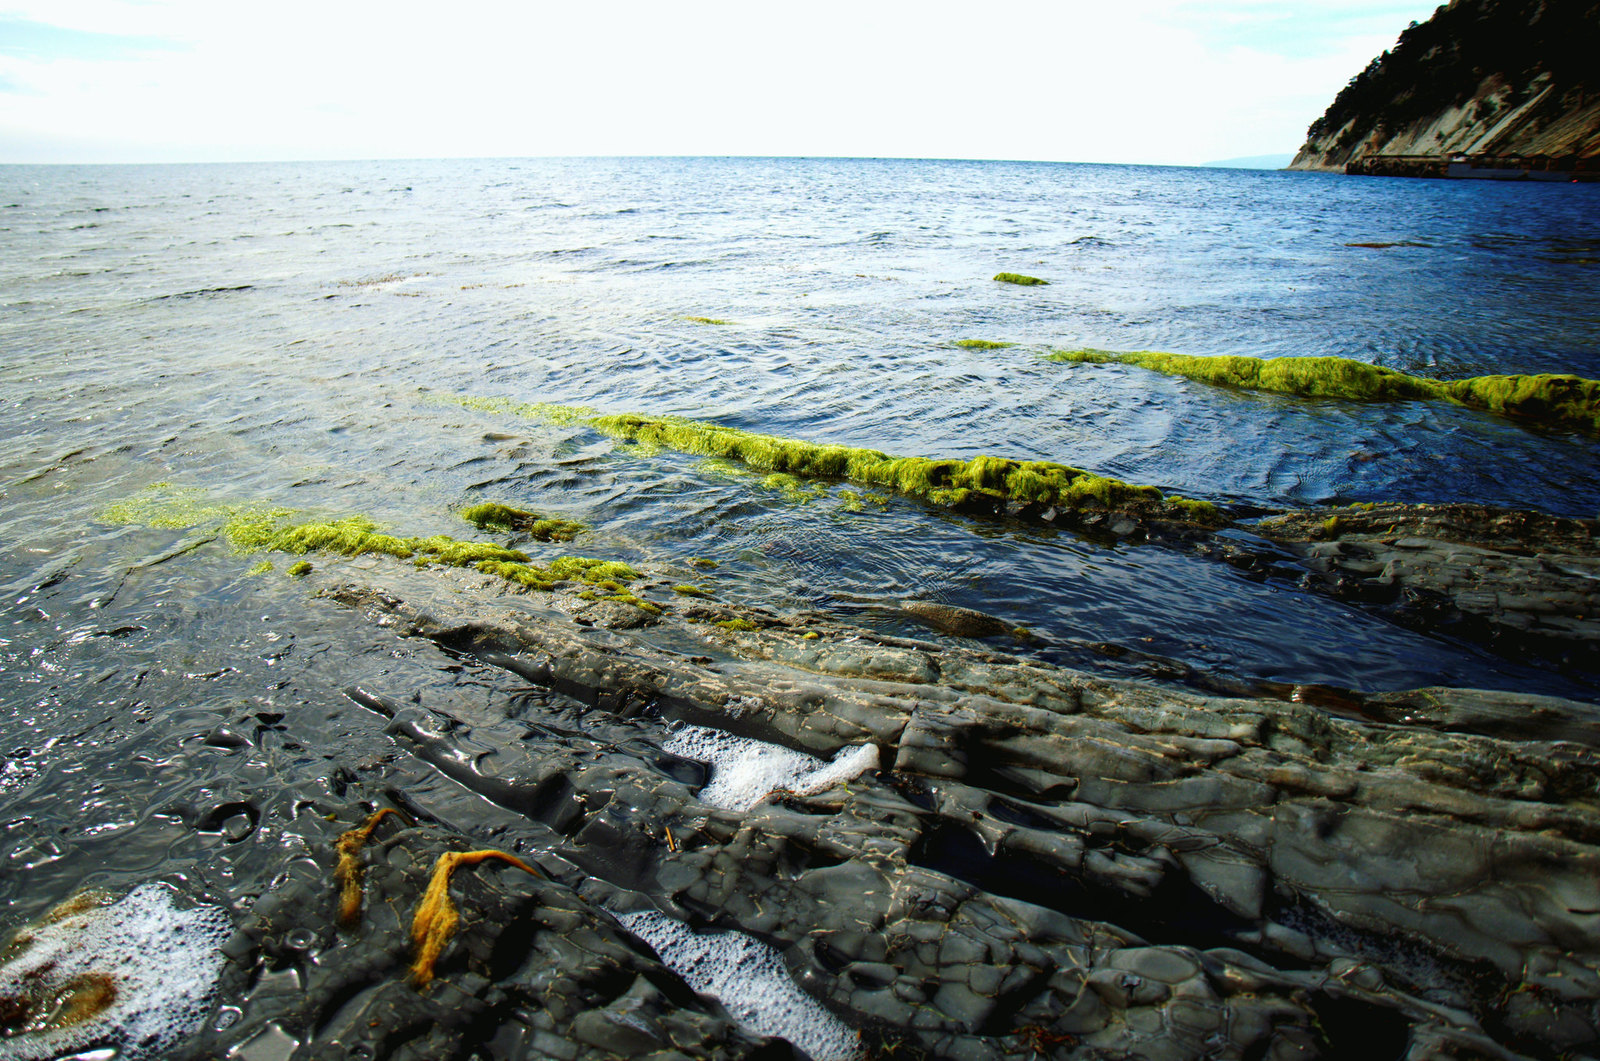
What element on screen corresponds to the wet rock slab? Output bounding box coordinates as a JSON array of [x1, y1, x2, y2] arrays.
[[147, 555, 1600, 1060], [1249, 502, 1600, 671]]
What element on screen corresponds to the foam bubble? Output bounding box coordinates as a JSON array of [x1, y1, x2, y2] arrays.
[[663, 725, 878, 811], [614, 910, 861, 1061], [0, 883, 233, 1061]]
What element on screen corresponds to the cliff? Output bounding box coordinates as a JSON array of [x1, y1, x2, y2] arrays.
[[1290, 0, 1600, 173]]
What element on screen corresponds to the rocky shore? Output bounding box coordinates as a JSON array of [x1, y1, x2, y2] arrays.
[[146, 532, 1600, 1059], [5, 497, 1597, 1060]]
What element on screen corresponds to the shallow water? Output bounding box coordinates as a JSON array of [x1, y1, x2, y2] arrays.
[[0, 157, 1597, 977]]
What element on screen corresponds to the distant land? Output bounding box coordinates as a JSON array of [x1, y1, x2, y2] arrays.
[[1201, 154, 1295, 170], [1291, 0, 1600, 180]]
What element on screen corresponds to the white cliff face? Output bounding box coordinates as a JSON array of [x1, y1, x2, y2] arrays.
[[1293, 74, 1600, 171]]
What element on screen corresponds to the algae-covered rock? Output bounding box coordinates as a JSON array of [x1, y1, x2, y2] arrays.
[[1048, 347, 1600, 435], [1444, 371, 1600, 434], [459, 501, 585, 542], [100, 489, 644, 598], [993, 272, 1047, 286], [580, 410, 1223, 527]]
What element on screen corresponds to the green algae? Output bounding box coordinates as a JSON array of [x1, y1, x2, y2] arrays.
[[761, 472, 828, 504], [994, 273, 1047, 286], [451, 394, 600, 426], [953, 339, 1015, 350], [683, 316, 732, 326], [287, 561, 313, 578], [247, 560, 274, 576], [601, 593, 663, 614], [268, 518, 419, 560], [102, 485, 295, 540], [715, 618, 757, 632], [459, 501, 584, 542], [580, 411, 1219, 524], [1442, 374, 1600, 434], [547, 556, 640, 584], [411, 535, 530, 567], [1047, 348, 1600, 434], [445, 398, 1221, 524], [694, 457, 752, 481], [688, 557, 719, 569], [1047, 349, 1443, 402], [673, 584, 712, 597], [101, 489, 644, 596]]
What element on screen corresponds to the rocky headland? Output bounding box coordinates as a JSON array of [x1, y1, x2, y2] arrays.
[[1290, 0, 1600, 177]]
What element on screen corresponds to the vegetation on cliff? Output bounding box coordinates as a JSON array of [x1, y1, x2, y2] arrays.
[[1293, 0, 1600, 169]]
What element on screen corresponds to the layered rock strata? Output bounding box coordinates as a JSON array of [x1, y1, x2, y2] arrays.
[[173, 552, 1600, 1060]]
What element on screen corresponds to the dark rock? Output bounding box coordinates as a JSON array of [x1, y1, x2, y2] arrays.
[[251, 557, 1600, 1059]]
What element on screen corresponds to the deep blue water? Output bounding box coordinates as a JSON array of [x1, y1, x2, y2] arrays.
[[2, 156, 1598, 713]]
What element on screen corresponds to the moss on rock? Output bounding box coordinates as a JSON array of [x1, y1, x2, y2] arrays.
[[994, 272, 1047, 286]]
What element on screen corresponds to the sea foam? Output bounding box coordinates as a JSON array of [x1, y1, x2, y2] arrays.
[[0, 883, 232, 1061], [664, 725, 878, 811], [614, 909, 862, 1061]]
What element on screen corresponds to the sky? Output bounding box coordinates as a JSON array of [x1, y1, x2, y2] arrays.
[[0, 0, 1446, 166]]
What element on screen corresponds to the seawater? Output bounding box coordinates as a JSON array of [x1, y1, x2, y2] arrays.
[[0, 158, 1597, 918]]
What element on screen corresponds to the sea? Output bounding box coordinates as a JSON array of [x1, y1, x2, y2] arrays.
[[0, 155, 1597, 956]]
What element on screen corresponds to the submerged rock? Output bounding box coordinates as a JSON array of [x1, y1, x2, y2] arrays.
[[1255, 501, 1600, 669], [898, 599, 1018, 639]]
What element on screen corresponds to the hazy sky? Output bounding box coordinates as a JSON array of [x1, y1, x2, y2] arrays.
[[0, 1, 1443, 166]]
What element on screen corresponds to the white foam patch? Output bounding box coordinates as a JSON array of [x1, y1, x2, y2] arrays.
[[0, 884, 233, 1061], [615, 910, 862, 1061], [664, 725, 878, 812]]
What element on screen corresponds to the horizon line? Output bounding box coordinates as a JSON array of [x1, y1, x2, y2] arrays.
[[0, 151, 1301, 169]]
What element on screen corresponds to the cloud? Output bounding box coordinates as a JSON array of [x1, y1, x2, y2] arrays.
[[0, 16, 185, 60], [0, 0, 1446, 164]]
